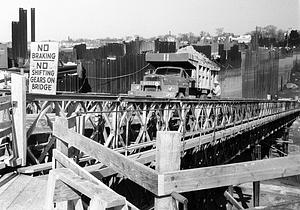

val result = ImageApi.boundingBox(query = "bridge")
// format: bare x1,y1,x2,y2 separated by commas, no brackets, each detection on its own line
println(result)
1,74,300,209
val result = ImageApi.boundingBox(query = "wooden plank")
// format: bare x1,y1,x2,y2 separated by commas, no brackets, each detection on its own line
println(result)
0,175,33,209
0,172,18,194
53,179,81,202
159,154,300,195
55,168,126,208
155,131,181,210
17,162,52,174
11,74,27,166
53,117,159,195
17,148,156,176
53,149,114,193
7,176,48,210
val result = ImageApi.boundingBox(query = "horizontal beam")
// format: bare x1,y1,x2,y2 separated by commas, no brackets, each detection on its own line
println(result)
17,162,52,174
159,154,300,195
53,117,159,195
27,91,297,103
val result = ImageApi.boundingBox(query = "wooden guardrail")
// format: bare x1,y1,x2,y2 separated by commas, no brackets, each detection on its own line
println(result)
45,117,139,210
47,114,300,210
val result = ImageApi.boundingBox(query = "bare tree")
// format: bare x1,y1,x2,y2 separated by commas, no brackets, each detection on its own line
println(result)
215,27,224,36
263,25,277,38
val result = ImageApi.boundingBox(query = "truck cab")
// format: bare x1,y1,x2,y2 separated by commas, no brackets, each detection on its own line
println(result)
129,66,191,98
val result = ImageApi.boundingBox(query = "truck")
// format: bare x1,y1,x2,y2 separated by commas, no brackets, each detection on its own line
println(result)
128,46,220,98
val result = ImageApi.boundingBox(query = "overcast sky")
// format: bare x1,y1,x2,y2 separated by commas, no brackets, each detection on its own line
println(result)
1,0,299,42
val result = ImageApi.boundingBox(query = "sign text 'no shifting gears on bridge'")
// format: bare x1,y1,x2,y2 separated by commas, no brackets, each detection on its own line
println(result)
29,42,59,95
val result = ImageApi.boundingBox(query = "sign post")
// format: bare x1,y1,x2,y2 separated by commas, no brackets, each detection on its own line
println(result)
29,42,59,95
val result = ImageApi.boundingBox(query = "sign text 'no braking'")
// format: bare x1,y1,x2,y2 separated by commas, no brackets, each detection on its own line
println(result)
29,42,59,95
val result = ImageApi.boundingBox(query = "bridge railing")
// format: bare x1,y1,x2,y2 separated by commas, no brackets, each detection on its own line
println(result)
21,92,299,164
26,94,297,138
2,73,299,165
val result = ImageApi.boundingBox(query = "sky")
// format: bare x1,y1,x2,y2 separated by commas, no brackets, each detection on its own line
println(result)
0,0,299,42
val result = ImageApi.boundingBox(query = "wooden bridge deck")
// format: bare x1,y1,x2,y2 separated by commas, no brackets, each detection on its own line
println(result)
0,174,47,210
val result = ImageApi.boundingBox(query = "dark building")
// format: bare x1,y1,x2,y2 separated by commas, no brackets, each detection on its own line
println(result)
31,8,35,42
11,8,28,64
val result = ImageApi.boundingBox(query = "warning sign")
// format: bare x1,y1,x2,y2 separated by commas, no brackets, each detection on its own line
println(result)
29,42,59,95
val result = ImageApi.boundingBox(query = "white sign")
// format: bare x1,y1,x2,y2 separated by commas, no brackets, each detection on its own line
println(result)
29,42,59,95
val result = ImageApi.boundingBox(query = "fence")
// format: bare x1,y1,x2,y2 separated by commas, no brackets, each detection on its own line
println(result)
84,54,148,94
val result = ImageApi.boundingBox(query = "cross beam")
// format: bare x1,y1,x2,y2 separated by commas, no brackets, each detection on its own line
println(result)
157,154,300,195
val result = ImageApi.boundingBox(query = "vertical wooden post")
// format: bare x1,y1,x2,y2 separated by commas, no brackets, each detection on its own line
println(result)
54,117,69,167
53,117,74,209
11,73,26,166
155,131,181,210
252,144,261,207
283,127,289,155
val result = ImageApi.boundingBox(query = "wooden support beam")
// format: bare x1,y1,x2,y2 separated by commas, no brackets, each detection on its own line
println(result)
53,149,131,209
17,148,156,176
11,73,26,166
17,162,52,174
155,131,181,210
53,148,122,199
224,191,244,210
159,154,300,195
54,168,126,209
252,144,261,207
283,127,289,155
227,186,234,210
53,117,159,195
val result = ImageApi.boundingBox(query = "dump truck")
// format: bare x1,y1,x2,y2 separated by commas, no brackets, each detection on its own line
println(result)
128,46,220,98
